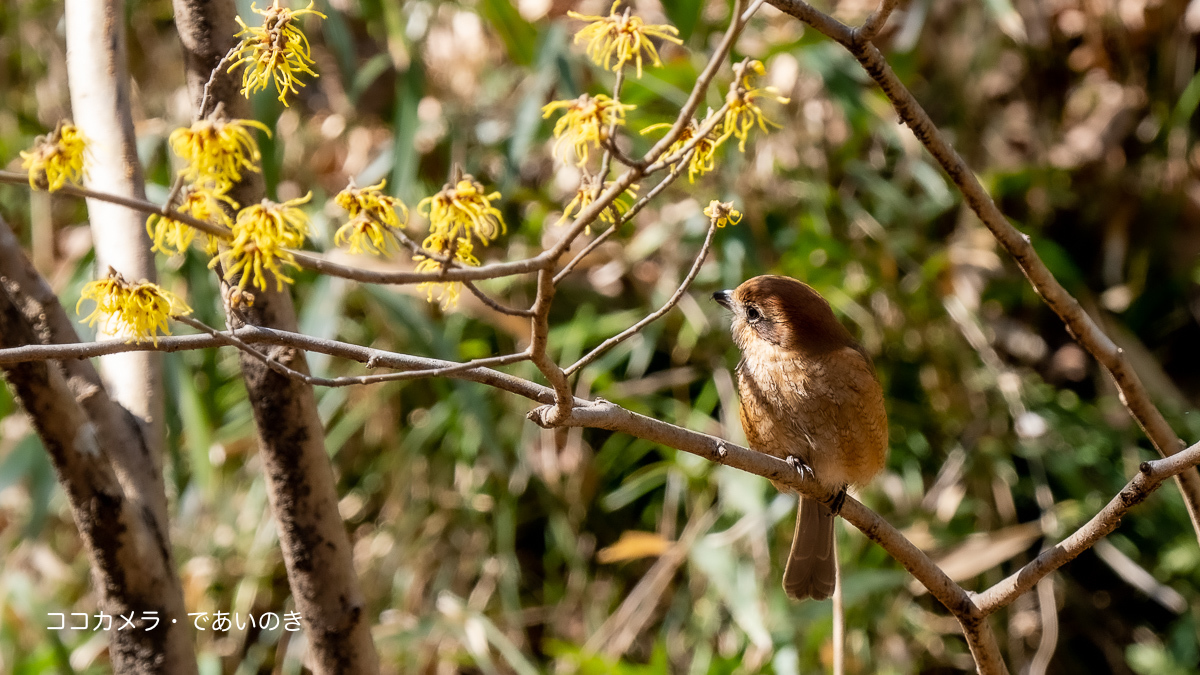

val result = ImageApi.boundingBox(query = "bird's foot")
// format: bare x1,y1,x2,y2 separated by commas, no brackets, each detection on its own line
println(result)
828,487,848,516
785,455,815,481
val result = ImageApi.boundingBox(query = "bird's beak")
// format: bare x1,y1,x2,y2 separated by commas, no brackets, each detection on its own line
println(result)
712,290,733,309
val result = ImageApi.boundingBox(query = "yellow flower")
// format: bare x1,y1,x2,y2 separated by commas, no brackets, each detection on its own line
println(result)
216,193,312,291
333,180,408,256
417,176,506,256
703,199,742,228
229,0,327,106
721,60,790,152
641,117,724,182
557,179,638,233
146,185,236,256
413,176,503,309
413,236,479,310
169,118,270,192
19,122,88,191
77,271,192,345
542,94,635,166
569,1,682,78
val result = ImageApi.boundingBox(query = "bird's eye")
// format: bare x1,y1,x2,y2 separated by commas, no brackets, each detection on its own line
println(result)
745,306,762,322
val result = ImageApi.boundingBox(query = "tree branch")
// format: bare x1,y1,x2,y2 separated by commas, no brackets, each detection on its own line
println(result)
170,1,379,670
554,147,698,284
974,440,1200,614
527,399,1009,673
0,282,194,673
528,269,574,423
174,314,531,387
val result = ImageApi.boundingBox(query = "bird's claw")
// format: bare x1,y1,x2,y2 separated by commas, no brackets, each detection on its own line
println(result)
785,455,814,481
828,487,847,516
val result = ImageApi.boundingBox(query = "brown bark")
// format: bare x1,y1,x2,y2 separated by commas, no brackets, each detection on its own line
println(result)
169,1,379,670
0,251,194,674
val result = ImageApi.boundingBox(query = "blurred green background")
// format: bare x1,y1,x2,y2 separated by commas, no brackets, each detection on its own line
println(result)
2,0,1200,673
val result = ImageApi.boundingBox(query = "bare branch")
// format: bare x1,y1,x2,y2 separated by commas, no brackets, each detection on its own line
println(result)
0,327,557,403
174,314,531,387
0,282,194,673
975,440,1200,614
565,216,719,375
544,0,751,265
528,269,574,423
462,280,535,317
197,46,238,120
643,104,731,175
0,170,554,286
0,171,230,238
643,0,749,162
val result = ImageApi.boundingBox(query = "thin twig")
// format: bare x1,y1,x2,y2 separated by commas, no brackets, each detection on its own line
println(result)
0,171,229,238
0,171,554,286
554,68,626,257
174,314,530,387
643,103,731,175
974,440,1200,614
463,280,535,317
642,0,749,163
565,216,719,376
544,0,751,267
164,174,187,211
197,47,238,121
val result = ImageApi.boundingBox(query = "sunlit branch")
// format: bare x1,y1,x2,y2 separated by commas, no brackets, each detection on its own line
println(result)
197,47,238,120
974,440,1200,614
642,0,750,162
0,325,552,401
528,268,573,423
545,0,751,266
174,314,531,386
0,170,229,238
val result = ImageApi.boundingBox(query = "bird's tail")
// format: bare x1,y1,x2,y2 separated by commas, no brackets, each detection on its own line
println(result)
783,497,836,601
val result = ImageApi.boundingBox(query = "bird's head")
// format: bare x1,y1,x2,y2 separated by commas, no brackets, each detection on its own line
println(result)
713,275,853,357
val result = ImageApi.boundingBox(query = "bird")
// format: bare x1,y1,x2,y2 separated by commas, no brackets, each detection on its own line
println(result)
713,275,888,601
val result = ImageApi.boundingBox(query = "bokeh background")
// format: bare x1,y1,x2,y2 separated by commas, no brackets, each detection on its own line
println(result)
2,0,1200,673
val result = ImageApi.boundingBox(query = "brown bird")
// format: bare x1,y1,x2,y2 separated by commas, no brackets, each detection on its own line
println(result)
713,275,888,601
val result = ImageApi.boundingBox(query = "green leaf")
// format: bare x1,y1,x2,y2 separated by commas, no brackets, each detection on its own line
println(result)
602,462,669,511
